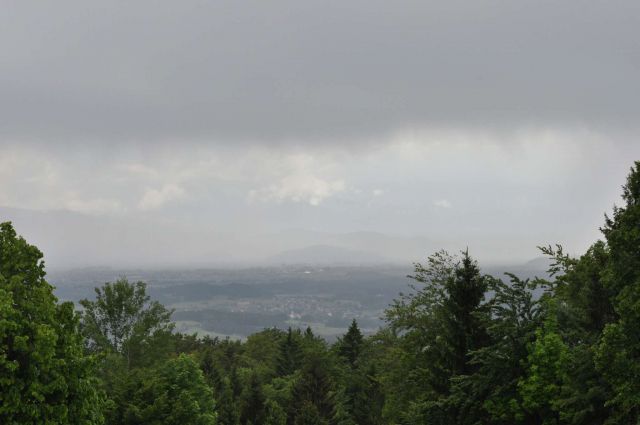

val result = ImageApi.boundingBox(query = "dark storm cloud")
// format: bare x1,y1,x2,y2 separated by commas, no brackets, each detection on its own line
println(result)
1,0,639,145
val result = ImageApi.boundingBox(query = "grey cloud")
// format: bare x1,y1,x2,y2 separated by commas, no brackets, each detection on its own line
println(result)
1,0,639,145
2,1,640,269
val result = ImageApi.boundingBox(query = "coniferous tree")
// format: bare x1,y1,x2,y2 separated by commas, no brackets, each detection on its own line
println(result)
216,378,240,425
445,251,490,377
200,347,223,394
337,319,363,369
288,354,337,425
294,402,325,425
384,250,490,423
243,327,284,378
277,328,303,377
449,274,541,424
240,372,266,425
230,366,243,399
304,326,315,340
263,399,287,425
384,249,457,415
335,319,382,424
340,365,384,425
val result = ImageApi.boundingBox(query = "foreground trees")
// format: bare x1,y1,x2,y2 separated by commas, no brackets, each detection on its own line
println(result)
0,222,104,424
80,278,174,369
375,162,640,424
3,161,640,424
78,278,215,425
383,250,490,424
596,161,640,422
124,354,217,425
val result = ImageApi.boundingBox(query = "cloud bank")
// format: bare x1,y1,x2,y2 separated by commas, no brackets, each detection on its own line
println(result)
1,0,639,146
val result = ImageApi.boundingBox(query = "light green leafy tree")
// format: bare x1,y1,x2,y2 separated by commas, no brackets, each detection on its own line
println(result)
124,353,217,425
518,300,569,425
80,278,174,369
0,222,105,424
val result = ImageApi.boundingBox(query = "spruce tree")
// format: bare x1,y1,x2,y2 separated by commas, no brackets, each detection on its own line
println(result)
288,354,336,425
263,399,287,425
337,319,364,369
294,402,326,425
277,327,303,377
304,326,314,340
216,378,240,425
200,347,223,394
445,250,490,377
450,274,540,424
240,372,266,425
384,249,490,424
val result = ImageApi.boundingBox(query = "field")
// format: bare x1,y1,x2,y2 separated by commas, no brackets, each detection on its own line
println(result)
50,261,548,340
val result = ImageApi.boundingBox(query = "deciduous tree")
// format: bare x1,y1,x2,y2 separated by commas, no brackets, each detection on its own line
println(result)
0,222,105,424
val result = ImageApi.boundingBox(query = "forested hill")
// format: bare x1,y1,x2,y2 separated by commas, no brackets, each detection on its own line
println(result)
3,162,640,424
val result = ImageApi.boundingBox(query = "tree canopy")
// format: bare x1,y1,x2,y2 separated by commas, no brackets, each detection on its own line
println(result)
0,222,104,424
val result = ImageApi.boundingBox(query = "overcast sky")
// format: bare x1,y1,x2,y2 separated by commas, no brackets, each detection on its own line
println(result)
1,1,639,268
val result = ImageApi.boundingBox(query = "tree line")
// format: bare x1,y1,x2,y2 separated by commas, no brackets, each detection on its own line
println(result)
2,161,640,424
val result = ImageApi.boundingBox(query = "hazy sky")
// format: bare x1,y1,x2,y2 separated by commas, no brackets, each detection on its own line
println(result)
1,1,639,267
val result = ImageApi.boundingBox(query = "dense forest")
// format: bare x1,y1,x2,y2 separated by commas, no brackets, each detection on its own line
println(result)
2,161,640,425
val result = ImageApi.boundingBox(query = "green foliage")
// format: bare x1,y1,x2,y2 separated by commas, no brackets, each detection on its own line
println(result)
288,353,337,425
384,250,490,423
294,401,326,425
216,378,240,425
334,319,383,425
445,251,490,377
596,285,640,421
124,354,217,425
79,278,179,424
340,364,383,425
518,301,569,424
239,371,265,425
0,222,105,424
242,327,285,380
543,241,616,334
596,161,640,422
337,319,363,368
80,278,174,369
452,274,541,424
545,242,613,424
263,399,287,425
277,327,304,377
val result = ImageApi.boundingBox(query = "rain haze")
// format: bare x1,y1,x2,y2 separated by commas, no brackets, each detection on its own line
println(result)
1,0,640,269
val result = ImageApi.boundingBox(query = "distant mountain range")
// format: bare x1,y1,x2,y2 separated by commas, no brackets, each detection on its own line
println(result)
0,206,545,270
268,244,388,265
0,206,437,268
